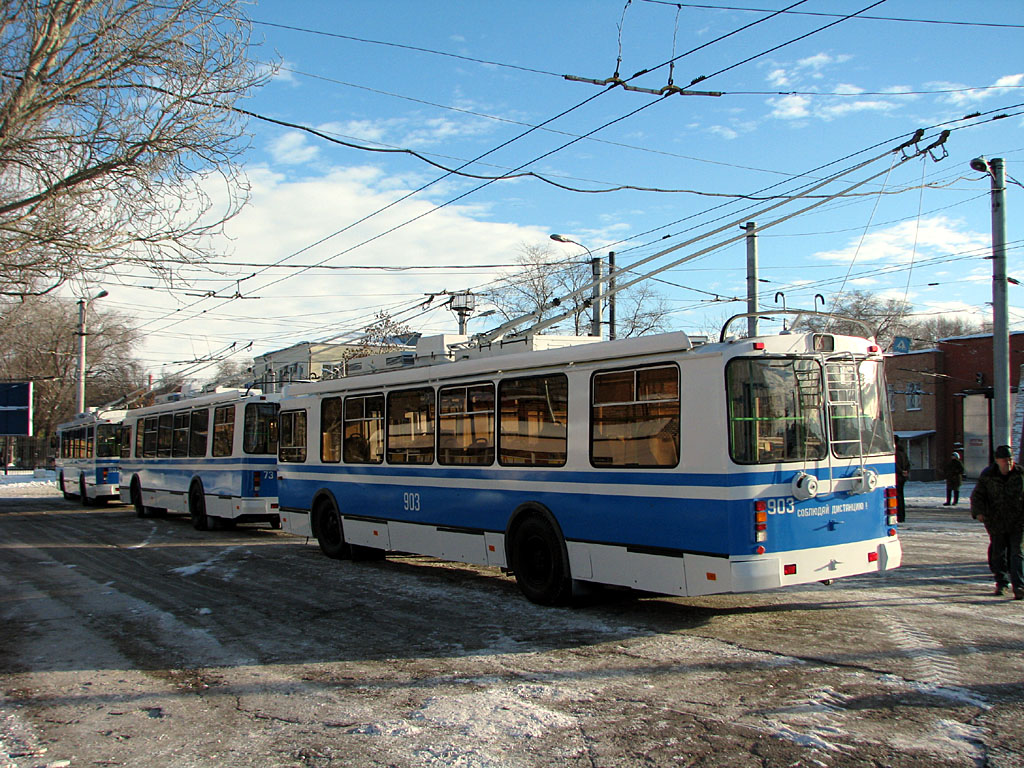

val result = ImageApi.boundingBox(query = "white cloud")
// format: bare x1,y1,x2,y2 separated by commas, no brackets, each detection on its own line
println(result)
811,216,989,265
769,94,811,119
767,68,791,87
932,72,1024,105
818,99,898,120
268,132,320,165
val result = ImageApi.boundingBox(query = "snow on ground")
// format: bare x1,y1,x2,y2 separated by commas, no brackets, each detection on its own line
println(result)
0,471,61,497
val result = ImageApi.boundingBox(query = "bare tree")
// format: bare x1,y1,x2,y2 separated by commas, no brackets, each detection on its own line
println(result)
905,314,986,348
0,296,145,435
794,290,912,350
0,0,274,296
485,244,674,338
342,311,417,361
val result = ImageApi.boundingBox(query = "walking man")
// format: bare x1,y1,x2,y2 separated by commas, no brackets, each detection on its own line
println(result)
969,445,1024,599
944,451,965,506
894,435,910,522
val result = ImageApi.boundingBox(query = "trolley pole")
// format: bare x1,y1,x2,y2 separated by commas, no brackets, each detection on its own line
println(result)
744,222,759,337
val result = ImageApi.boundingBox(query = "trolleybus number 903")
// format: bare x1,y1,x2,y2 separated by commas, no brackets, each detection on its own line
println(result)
764,497,796,514
403,492,421,512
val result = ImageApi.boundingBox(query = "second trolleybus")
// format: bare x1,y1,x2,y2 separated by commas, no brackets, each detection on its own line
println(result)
118,389,281,530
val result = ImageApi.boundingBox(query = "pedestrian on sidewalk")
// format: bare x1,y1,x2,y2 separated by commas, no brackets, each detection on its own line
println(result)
944,451,965,506
969,445,1024,600
895,435,910,522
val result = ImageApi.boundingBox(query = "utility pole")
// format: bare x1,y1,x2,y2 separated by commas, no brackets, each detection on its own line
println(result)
76,290,108,413
971,157,1010,450
743,222,758,337
608,251,617,341
590,257,603,337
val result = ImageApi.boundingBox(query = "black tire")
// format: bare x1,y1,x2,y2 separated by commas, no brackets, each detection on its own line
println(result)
79,476,93,506
314,498,350,559
59,473,73,501
131,478,149,518
268,515,282,530
189,482,209,531
510,514,572,606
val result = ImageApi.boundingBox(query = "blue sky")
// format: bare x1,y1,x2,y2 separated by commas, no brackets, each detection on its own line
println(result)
80,1,1024,379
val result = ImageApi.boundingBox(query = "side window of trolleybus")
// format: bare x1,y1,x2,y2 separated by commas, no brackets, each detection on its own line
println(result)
339,394,385,464
278,410,308,463
499,374,568,467
387,388,435,465
827,360,894,457
172,412,190,458
142,417,158,458
212,405,235,457
438,383,494,466
189,409,209,457
591,365,680,468
727,358,826,464
120,425,132,458
243,402,279,455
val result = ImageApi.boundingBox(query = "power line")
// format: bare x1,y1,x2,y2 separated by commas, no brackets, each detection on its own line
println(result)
638,1,1024,30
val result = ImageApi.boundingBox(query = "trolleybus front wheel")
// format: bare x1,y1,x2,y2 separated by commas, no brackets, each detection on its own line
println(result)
510,514,572,606
130,478,148,517
79,476,93,506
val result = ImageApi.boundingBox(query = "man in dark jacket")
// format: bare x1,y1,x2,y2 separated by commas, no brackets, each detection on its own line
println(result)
970,445,1024,599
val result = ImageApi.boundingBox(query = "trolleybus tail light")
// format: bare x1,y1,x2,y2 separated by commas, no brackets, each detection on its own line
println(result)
867,551,879,563
868,344,880,352
253,471,261,496
784,564,797,576
101,468,108,482
752,342,765,350
884,487,898,525
753,501,768,543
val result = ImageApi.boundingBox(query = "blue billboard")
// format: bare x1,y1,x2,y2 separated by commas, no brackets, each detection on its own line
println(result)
0,382,33,436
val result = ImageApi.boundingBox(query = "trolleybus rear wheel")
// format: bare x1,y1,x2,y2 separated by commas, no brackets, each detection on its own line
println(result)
189,481,210,531
131,478,148,518
314,498,350,559
59,473,73,501
79,476,93,506
511,514,572,606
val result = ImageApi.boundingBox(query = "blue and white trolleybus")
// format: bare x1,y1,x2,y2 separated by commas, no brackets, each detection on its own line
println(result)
274,324,901,604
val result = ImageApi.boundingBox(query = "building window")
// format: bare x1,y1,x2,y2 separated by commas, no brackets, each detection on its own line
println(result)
906,382,923,411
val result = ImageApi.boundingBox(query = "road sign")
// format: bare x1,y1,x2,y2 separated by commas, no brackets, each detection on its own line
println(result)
892,336,911,355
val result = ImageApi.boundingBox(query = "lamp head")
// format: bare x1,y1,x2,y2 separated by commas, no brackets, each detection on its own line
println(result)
970,156,991,174
549,233,574,244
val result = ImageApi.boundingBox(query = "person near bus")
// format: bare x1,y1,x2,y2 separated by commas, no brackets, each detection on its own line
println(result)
944,451,965,506
894,435,910,522
969,445,1024,600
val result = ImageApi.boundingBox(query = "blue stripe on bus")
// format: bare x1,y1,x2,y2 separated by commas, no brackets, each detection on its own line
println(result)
278,469,891,557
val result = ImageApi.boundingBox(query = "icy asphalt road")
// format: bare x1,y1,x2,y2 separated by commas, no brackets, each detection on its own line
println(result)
0,482,1022,768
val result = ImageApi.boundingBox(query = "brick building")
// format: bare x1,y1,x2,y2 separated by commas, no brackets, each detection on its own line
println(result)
885,331,1024,479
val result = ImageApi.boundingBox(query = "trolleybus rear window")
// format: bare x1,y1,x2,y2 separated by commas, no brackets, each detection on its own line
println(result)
96,424,121,458
727,358,826,464
826,360,894,457
243,402,279,455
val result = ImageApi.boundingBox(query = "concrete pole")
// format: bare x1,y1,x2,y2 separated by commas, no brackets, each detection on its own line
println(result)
590,256,603,337
608,251,617,340
76,298,87,414
744,222,758,337
989,158,1011,448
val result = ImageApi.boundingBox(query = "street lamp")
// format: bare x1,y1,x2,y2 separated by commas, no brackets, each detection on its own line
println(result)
971,156,1010,451
77,289,108,413
550,233,606,338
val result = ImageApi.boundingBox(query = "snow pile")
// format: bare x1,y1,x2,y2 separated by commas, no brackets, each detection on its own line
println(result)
0,470,60,498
